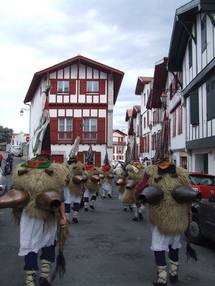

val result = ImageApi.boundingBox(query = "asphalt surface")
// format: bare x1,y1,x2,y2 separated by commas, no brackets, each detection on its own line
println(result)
0,157,215,286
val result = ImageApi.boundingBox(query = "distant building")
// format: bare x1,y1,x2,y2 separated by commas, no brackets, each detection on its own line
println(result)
125,106,141,161
11,132,29,146
112,129,127,162
24,55,124,165
166,70,187,168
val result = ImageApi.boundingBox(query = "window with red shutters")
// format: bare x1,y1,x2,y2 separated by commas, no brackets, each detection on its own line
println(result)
80,79,86,94
100,79,106,94
70,79,76,94
95,152,101,167
57,80,69,93
97,118,106,144
58,118,73,141
50,79,57,94
50,118,58,144
83,118,97,143
87,80,99,93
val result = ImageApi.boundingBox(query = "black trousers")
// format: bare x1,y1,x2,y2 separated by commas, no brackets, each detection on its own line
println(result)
24,244,55,270
154,246,179,266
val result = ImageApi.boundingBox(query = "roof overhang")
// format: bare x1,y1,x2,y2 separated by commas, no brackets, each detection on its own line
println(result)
182,57,215,97
132,105,141,118
24,55,124,104
135,76,153,95
147,58,168,109
168,0,215,72
113,129,127,136
125,109,133,122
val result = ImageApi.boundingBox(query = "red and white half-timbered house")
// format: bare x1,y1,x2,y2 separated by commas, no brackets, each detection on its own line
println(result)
113,129,127,162
24,55,124,165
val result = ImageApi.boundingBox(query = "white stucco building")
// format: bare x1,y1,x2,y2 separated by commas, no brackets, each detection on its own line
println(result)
168,0,215,174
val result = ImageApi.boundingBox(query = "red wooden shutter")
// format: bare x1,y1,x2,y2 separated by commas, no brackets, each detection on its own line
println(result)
95,152,101,167
51,155,64,163
50,79,57,94
73,118,82,141
97,118,106,144
70,79,76,94
100,79,105,94
140,137,144,153
77,152,84,163
80,79,86,94
50,118,58,144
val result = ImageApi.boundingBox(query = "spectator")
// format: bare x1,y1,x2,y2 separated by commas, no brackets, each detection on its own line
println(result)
0,153,3,167
6,153,14,172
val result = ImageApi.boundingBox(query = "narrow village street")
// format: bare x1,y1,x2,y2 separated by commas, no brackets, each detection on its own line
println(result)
0,158,215,286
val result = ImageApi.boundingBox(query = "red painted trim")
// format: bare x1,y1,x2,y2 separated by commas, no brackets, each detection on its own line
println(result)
25,56,123,104
51,155,64,163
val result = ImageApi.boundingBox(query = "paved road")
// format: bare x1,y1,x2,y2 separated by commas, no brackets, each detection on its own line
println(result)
1,195,215,285
0,159,215,285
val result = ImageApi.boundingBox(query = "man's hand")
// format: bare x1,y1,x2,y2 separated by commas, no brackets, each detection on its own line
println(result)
59,216,67,226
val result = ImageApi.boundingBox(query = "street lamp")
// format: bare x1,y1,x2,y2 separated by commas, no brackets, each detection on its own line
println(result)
20,108,29,116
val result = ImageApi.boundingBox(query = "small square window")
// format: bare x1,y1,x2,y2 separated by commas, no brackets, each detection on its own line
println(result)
87,81,99,93
57,81,69,93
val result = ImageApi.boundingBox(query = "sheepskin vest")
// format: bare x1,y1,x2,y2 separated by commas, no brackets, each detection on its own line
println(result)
12,163,64,222
145,165,191,235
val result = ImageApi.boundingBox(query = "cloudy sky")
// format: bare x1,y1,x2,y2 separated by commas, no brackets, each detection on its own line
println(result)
0,0,188,134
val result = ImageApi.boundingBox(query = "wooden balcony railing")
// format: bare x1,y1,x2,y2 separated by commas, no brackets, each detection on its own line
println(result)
82,132,97,142
58,132,73,140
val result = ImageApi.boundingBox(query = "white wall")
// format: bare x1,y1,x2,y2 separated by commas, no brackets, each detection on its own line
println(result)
51,143,110,164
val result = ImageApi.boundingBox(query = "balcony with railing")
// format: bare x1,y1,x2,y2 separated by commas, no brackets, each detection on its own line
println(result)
82,132,97,143
58,132,73,141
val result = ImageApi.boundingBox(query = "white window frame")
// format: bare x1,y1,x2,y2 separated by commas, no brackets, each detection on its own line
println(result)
87,80,99,93
57,80,69,93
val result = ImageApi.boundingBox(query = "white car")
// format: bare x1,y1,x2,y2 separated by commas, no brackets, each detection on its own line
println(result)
9,145,23,157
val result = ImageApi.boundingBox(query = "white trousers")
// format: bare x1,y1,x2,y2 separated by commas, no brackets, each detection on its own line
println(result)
64,186,81,204
19,209,57,256
151,225,182,252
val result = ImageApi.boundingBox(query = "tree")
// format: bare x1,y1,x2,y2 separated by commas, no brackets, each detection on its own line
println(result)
0,125,13,143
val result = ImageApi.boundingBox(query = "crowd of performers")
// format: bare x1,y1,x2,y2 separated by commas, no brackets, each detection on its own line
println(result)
0,139,200,286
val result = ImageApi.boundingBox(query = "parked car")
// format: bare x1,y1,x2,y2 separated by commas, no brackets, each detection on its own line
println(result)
189,172,215,199
9,145,23,157
0,167,8,195
188,195,215,244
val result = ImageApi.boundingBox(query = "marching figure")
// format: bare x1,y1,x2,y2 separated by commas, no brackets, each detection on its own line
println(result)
136,160,200,286
63,137,85,224
0,91,69,286
83,145,100,211
99,150,114,199
0,156,69,286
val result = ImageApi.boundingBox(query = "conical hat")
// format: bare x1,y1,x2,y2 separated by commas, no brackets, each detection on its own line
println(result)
103,149,110,165
67,136,80,164
31,92,51,158
85,145,94,165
